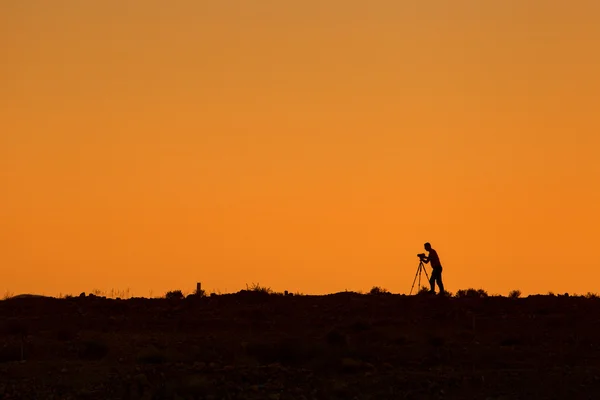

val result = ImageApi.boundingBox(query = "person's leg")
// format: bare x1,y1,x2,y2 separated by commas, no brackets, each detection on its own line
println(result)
437,273,445,294
429,272,436,292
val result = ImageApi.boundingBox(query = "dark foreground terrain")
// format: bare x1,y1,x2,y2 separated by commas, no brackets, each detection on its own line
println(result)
1,292,600,399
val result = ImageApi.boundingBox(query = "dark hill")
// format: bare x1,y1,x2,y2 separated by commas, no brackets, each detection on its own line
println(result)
0,293,598,399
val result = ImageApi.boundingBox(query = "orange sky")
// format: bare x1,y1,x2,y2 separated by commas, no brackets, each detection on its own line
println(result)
2,1,600,297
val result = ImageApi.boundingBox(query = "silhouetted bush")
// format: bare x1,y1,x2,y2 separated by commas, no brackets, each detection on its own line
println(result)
417,286,431,296
456,288,488,298
509,290,521,299
246,283,273,294
165,290,184,300
369,286,391,295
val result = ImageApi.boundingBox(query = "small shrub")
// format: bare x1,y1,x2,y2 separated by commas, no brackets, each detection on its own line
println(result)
165,290,184,300
246,283,273,294
585,292,599,299
108,288,131,299
508,289,521,299
417,286,431,295
369,286,390,295
456,288,488,298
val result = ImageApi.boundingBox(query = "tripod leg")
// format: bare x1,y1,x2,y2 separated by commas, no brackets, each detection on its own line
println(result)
424,265,432,292
410,263,421,295
418,262,430,293
423,264,430,281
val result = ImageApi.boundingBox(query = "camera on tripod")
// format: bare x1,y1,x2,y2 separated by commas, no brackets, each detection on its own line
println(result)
417,253,426,260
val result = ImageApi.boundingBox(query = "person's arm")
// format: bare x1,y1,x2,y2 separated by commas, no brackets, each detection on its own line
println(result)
423,257,430,264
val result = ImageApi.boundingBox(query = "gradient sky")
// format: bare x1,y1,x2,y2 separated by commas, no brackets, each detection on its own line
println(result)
2,1,599,297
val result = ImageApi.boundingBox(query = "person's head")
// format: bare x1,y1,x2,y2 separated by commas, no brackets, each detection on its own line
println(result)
424,242,432,251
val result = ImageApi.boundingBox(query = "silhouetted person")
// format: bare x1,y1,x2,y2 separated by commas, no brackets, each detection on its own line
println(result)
422,242,444,294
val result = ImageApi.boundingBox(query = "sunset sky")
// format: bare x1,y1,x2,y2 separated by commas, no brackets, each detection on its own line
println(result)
2,1,599,297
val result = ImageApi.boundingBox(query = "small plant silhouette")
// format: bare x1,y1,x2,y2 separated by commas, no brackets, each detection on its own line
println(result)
246,283,273,294
417,286,431,295
165,290,184,300
509,290,521,299
369,286,391,295
456,288,488,298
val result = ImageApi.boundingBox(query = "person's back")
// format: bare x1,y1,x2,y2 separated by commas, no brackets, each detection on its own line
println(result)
427,248,442,269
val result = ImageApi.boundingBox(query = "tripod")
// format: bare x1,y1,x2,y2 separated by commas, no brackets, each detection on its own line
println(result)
410,259,430,295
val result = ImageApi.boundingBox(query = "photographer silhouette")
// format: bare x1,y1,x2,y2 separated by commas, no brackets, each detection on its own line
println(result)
421,242,445,294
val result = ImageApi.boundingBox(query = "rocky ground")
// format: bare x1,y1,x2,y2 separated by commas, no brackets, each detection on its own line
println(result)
1,291,600,399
